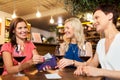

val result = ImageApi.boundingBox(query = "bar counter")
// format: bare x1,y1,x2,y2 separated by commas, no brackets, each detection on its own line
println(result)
0,43,58,56
34,42,58,55
1,67,102,80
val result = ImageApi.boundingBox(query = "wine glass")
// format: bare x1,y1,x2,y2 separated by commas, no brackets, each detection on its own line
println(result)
54,45,64,61
13,45,26,76
0,57,4,75
78,46,90,62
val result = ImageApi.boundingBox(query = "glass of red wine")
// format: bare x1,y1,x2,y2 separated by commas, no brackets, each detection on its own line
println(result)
13,45,26,76
54,46,64,61
0,57,4,75
78,46,90,62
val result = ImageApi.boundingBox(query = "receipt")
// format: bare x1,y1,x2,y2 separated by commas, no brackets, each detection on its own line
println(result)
45,73,62,79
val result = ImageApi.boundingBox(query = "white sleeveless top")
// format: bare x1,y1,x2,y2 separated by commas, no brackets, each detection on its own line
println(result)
96,33,120,70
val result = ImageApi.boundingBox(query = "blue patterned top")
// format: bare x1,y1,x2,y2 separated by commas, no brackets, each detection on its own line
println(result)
64,43,83,62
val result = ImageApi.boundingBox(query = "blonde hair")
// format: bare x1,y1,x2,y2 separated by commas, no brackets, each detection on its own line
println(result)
64,17,85,50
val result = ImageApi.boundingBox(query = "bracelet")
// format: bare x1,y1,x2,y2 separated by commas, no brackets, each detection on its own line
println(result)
73,60,75,66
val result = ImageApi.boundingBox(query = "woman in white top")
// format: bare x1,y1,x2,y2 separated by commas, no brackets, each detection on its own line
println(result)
74,4,120,80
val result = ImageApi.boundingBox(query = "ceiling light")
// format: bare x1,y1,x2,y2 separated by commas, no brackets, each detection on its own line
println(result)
50,16,54,24
0,18,2,22
12,0,17,19
36,10,41,18
57,17,63,27
12,11,17,19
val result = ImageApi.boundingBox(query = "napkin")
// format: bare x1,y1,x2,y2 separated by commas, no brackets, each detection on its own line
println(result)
45,73,62,79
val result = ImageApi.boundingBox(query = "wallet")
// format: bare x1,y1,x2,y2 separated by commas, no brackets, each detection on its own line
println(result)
36,55,57,70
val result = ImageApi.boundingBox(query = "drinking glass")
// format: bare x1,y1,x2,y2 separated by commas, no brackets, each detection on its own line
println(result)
78,48,90,62
13,45,26,76
14,55,26,76
54,45,64,61
0,57,4,75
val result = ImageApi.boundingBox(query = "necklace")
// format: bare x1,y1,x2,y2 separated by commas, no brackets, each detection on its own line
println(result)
71,45,77,53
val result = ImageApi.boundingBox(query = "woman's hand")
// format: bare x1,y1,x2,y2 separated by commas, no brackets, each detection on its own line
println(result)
82,66,101,77
32,54,44,64
74,65,84,76
42,65,51,71
74,62,86,76
57,58,74,69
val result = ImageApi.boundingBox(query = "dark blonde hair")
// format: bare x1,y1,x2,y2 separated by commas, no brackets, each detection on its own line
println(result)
64,17,85,50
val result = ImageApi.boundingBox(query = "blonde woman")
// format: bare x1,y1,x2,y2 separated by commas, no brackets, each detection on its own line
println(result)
58,17,93,69
59,34,70,55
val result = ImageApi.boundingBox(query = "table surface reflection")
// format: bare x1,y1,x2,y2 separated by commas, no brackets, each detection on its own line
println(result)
1,67,102,80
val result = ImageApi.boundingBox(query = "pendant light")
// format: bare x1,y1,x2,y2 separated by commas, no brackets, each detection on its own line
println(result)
50,16,54,24
11,0,17,18
35,0,42,18
36,10,41,18
0,18,2,22
12,11,17,18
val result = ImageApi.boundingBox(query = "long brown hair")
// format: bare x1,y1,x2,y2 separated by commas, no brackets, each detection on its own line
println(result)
9,17,27,46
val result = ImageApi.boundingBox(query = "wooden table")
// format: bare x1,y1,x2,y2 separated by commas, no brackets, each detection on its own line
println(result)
1,68,102,80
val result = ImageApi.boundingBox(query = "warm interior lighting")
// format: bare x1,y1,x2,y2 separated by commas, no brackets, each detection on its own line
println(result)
12,1,17,19
57,17,63,27
58,23,63,27
12,11,17,19
0,18,2,22
36,10,41,18
50,16,54,24
86,13,93,22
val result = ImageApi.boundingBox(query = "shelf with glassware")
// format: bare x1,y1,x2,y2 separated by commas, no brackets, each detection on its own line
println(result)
5,18,11,42
4,18,31,43
83,23,101,54
56,26,65,43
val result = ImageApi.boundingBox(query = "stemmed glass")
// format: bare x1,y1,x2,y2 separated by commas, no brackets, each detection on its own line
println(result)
78,46,90,62
54,46,64,61
0,56,4,76
13,45,26,76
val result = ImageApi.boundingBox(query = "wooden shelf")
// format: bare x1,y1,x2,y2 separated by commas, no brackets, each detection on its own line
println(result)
56,26,64,43
84,27,100,54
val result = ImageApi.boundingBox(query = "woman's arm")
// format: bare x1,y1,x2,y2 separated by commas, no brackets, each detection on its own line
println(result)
85,41,99,67
58,58,74,69
83,65,120,79
86,53,99,67
59,43,66,55
20,49,44,70
2,49,44,74
2,51,22,74
74,52,99,75
85,42,93,57
32,49,44,64
101,69,120,79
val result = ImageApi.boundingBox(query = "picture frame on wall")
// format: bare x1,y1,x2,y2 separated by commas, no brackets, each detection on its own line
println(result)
31,32,42,43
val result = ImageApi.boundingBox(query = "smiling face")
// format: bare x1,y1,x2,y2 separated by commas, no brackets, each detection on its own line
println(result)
93,10,110,32
64,22,74,39
14,21,28,40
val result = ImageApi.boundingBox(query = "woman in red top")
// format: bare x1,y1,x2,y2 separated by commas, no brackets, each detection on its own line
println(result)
1,18,44,75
